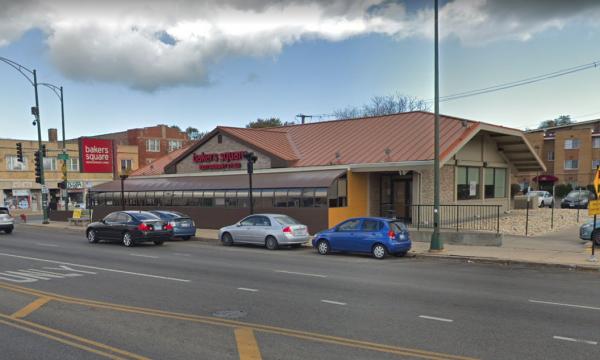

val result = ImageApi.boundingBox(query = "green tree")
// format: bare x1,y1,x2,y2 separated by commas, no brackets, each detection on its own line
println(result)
537,115,572,129
246,118,283,128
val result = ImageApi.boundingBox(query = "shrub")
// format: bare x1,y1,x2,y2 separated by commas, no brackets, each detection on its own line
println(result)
554,183,573,198
510,184,521,198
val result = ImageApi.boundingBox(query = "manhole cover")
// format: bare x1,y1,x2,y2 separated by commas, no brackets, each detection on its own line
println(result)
212,310,247,319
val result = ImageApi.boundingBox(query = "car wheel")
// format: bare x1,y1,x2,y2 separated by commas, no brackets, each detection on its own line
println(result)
372,243,387,259
593,230,600,247
122,232,134,247
5,228,13,234
87,229,98,243
394,251,407,257
182,236,191,241
265,236,279,250
154,240,164,246
317,239,330,255
221,232,234,246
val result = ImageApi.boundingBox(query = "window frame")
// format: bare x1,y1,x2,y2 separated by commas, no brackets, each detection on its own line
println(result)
547,151,554,161
6,155,27,171
484,168,507,199
43,157,57,171
67,157,80,172
146,139,160,152
457,166,481,200
564,159,579,170
564,139,580,149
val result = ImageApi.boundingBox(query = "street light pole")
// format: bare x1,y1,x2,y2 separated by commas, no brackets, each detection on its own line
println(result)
430,0,443,251
244,152,258,215
120,174,128,211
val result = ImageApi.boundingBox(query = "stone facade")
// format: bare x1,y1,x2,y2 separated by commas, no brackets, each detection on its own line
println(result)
176,133,272,174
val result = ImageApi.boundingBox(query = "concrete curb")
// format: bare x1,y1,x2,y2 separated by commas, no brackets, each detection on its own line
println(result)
18,223,85,233
414,253,600,272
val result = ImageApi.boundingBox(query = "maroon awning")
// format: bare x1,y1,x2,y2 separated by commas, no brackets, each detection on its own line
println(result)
532,175,558,182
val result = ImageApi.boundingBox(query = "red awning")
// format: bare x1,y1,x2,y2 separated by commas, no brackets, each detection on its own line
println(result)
532,175,558,182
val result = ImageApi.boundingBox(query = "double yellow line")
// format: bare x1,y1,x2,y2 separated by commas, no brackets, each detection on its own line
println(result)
0,281,477,360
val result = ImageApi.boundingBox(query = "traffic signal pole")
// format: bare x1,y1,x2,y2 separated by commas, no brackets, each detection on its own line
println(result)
430,0,443,251
33,70,49,224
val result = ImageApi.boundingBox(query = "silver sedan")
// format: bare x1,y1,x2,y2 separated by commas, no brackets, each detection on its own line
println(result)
219,214,310,250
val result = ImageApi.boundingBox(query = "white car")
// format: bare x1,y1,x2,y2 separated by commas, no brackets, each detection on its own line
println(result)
528,191,554,208
0,207,14,234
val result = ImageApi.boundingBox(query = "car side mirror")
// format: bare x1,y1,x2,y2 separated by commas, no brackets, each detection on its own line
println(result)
236,223,242,227
101,219,106,224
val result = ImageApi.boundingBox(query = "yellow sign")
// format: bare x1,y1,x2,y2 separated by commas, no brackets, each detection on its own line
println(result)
589,200,600,216
594,167,600,197
72,209,82,219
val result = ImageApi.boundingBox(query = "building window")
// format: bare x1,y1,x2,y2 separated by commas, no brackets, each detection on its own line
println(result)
564,139,580,149
168,140,182,152
547,151,554,161
593,138,600,148
484,168,506,198
457,166,480,200
121,159,133,172
67,158,79,172
6,155,27,171
593,160,600,169
218,135,223,144
43,157,57,171
564,159,578,170
146,139,160,152
328,176,348,207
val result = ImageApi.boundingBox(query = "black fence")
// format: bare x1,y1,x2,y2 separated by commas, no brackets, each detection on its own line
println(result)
401,204,501,233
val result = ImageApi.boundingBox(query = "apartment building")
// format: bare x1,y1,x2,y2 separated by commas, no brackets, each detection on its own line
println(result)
521,119,600,191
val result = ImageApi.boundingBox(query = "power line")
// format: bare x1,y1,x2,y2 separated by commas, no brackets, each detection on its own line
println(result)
427,60,599,103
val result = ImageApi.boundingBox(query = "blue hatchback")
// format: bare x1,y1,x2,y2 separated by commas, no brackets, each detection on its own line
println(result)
312,217,411,259
150,211,196,240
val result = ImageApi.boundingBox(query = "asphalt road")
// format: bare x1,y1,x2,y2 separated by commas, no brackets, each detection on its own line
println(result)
0,225,599,360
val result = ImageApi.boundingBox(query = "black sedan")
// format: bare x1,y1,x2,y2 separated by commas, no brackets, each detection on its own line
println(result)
86,211,173,247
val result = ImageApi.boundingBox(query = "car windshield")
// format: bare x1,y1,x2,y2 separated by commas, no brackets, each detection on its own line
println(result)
132,212,160,221
274,216,301,226
566,191,589,200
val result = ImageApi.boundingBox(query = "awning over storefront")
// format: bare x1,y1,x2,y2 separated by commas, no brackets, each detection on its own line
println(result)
91,169,346,192
533,175,558,182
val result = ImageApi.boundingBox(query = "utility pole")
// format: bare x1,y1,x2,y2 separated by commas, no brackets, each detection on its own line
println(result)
33,70,50,224
244,152,258,215
430,0,443,251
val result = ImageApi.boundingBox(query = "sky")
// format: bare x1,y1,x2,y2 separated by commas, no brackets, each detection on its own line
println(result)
1,0,600,141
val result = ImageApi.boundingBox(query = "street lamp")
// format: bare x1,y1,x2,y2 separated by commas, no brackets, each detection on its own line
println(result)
430,0,443,251
120,174,129,211
0,56,49,224
244,152,258,214
39,82,68,211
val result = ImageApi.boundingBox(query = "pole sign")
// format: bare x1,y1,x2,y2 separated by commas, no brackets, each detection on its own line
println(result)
588,200,600,216
79,138,114,173
594,166,600,197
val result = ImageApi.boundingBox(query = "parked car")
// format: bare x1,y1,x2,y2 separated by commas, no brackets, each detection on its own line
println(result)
0,207,14,234
579,220,600,246
150,210,196,240
312,217,411,259
86,211,173,247
527,191,554,208
560,190,596,209
219,214,310,250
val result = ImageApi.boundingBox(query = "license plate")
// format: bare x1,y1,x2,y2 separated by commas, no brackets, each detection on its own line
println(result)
181,223,190,228
570,204,575,207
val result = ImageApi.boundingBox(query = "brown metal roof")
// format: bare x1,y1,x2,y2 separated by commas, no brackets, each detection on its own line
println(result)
91,169,345,192
129,146,191,176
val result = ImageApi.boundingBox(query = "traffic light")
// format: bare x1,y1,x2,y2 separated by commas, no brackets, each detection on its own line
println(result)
34,151,42,184
41,144,47,157
244,152,258,174
16,142,23,163
58,181,67,190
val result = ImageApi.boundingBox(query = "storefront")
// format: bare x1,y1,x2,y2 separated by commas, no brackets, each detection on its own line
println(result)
90,112,545,233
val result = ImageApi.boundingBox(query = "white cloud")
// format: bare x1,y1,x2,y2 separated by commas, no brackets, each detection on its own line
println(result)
0,0,599,90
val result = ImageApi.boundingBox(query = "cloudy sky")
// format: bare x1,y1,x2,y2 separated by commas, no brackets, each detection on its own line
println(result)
1,0,600,139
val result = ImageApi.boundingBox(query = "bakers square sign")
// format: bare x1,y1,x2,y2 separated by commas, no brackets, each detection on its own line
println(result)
193,151,247,170
79,138,114,173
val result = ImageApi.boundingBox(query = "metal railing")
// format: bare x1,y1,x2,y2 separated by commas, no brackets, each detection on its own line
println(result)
396,204,501,233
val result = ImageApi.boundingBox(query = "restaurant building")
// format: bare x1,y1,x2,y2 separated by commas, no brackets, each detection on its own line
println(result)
90,112,544,233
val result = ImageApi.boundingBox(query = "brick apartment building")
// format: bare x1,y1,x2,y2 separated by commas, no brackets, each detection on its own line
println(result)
520,119,600,191
93,125,190,170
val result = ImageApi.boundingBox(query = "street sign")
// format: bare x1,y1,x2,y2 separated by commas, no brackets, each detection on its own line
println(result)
589,200,600,216
594,166,600,196
58,153,70,161
41,185,49,194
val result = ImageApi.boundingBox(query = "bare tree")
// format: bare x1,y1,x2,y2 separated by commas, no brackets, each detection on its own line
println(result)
333,93,430,120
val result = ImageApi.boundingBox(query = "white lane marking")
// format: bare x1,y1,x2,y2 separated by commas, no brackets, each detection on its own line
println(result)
553,336,598,345
172,253,191,257
0,252,190,282
275,270,327,278
321,300,346,306
35,243,59,247
237,287,259,292
529,299,600,311
129,253,159,259
419,315,454,323
44,266,97,274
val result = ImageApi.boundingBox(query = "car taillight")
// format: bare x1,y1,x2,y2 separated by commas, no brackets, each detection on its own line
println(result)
138,223,151,231
283,226,292,234
388,230,396,240
169,221,176,227
164,224,174,231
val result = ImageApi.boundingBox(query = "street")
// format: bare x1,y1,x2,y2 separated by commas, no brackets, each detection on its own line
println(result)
0,226,599,360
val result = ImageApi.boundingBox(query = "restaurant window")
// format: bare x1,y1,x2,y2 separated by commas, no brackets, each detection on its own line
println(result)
564,139,580,149
237,190,249,208
274,189,288,208
200,191,215,208
43,157,57,171
225,190,238,208
171,191,186,206
146,139,160,152
593,138,600,148
547,151,554,161
457,166,480,200
213,191,225,207
287,189,302,207
315,188,328,208
302,188,315,207
6,155,27,171
484,168,506,198
564,159,578,170
255,190,273,208
67,157,80,172
328,176,348,208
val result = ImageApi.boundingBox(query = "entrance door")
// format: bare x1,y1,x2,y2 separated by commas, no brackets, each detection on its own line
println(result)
380,174,412,221
393,180,411,221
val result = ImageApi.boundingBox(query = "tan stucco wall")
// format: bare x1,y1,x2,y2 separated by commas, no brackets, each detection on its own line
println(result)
176,134,272,174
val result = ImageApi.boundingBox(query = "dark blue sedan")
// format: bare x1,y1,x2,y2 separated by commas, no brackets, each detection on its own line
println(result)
312,217,411,259
150,211,196,240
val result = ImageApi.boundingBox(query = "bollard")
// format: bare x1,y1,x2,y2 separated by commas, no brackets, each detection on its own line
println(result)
19,213,27,223
525,199,530,237
589,215,598,263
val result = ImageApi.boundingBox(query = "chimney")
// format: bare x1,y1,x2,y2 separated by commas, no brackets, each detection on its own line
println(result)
48,128,58,143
